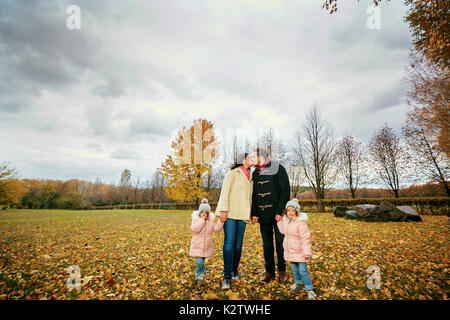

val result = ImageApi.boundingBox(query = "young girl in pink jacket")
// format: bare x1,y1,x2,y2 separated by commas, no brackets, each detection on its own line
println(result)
189,199,224,285
276,198,317,300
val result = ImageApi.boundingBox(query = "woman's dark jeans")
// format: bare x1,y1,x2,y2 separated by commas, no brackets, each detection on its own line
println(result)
223,218,246,280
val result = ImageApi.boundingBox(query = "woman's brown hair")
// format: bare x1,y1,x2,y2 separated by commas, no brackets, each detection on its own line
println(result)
230,152,250,170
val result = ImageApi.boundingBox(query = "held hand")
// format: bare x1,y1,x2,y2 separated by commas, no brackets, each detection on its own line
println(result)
275,214,282,222
251,216,259,224
304,255,311,262
220,211,228,223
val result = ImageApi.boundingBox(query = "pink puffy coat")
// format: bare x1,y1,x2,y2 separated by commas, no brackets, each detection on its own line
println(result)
189,211,224,258
277,213,312,262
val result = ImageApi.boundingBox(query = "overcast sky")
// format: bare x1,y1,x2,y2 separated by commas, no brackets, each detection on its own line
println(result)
0,0,413,184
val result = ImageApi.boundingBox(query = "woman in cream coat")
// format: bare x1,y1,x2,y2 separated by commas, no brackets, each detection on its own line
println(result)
216,152,256,289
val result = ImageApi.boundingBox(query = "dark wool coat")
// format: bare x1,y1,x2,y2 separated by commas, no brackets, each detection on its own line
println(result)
251,159,291,224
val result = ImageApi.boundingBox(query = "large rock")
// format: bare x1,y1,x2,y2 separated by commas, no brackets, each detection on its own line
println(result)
333,206,349,218
370,201,406,222
354,204,377,219
345,210,359,220
397,206,422,222
334,202,423,223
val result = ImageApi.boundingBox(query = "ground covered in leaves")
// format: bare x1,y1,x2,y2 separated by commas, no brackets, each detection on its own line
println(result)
0,209,448,300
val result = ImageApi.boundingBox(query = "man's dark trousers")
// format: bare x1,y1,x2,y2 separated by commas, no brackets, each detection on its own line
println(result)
260,223,286,275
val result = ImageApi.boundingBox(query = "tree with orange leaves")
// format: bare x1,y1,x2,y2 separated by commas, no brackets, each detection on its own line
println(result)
403,51,449,196
0,163,25,209
160,119,219,205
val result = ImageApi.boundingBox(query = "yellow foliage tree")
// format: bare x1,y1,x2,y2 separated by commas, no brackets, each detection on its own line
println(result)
0,164,25,209
160,119,219,205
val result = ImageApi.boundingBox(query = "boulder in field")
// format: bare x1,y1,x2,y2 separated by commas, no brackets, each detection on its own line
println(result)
397,206,422,222
333,206,349,218
354,204,376,219
345,210,359,220
370,201,406,222
334,202,423,223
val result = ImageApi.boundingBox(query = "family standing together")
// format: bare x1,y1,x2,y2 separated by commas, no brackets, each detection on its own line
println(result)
189,147,317,300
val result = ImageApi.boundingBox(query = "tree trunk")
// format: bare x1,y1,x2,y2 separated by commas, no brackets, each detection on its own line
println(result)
317,198,324,212
443,180,450,197
394,189,399,198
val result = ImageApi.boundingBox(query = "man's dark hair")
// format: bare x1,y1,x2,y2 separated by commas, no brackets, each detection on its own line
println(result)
254,146,269,159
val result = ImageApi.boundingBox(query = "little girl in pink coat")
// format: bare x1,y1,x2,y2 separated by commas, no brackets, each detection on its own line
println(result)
189,199,224,285
276,198,317,300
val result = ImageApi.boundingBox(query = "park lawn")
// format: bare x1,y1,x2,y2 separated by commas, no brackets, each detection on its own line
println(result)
0,209,448,300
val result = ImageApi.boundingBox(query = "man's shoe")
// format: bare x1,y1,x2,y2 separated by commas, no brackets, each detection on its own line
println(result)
221,279,231,290
278,271,288,283
259,272,273,283
232,272,241,280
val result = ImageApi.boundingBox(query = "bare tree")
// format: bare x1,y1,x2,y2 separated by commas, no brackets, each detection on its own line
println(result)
150,169,166,209
141,179,151,209
132,176,141,209
106,182,120,209
119,168,131,206
294,106,338,212
286,155,303,198
368,124,411,198
335,135,369,198
258,128,289,164
230,135,242,164
159,174,166,209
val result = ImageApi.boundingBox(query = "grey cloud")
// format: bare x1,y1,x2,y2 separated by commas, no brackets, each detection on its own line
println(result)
86,142,103,152
364,81,407,113
127,110,181,140
378,27,411,51
0,0,99,112
0,0,203,114
0,0,415,183
17,158,106,181
109,148,142,160
85,104,111,136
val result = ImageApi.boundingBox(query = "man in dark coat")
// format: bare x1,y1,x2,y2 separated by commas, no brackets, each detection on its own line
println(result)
251,146,291,283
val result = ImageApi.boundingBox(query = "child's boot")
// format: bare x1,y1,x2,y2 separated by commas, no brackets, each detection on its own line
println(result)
197,274,205,285
307,290,317,300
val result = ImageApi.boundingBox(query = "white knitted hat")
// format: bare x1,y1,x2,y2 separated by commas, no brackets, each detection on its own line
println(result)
198,198,211,213
285,198,301,214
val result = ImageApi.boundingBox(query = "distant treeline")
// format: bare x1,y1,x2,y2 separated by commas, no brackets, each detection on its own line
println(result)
1,176,448,214
91,197,449,216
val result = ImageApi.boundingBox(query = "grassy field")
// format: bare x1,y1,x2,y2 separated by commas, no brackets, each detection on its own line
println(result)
0,209,448,300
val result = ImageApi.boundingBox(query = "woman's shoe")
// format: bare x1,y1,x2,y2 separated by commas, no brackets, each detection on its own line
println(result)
290,283,301,294
221,279,231,290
